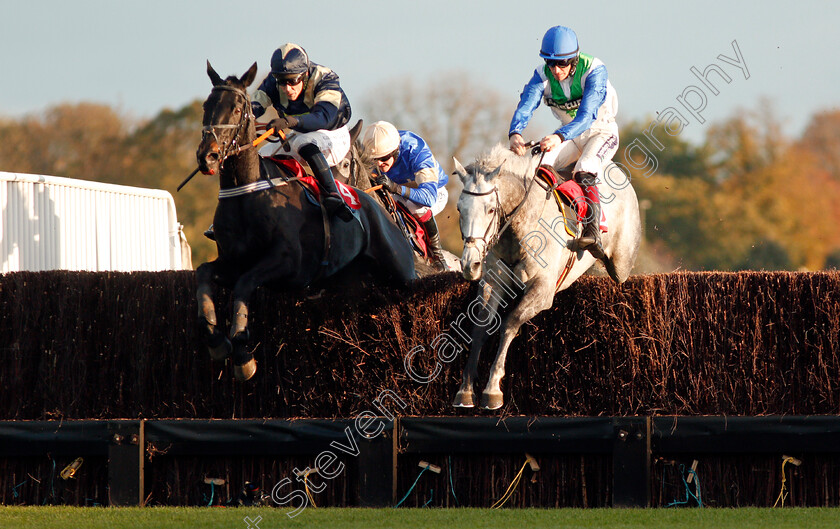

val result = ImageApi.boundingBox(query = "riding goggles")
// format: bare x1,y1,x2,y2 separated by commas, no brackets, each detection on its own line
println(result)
375,150,399,163
273,72,305,86
546,58,575,68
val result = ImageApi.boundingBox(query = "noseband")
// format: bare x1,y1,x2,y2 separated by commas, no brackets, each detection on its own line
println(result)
461,186,505,251
201,85,252,167
461,168,541,257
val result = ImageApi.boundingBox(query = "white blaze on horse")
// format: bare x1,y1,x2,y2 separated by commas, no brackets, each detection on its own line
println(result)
452,144,641,409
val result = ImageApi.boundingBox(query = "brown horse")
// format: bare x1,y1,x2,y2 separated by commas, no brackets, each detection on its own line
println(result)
194,62,416,380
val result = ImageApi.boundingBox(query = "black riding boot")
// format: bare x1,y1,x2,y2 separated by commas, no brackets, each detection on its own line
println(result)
421,215,449,272
299,143,353,222
574,172,605,259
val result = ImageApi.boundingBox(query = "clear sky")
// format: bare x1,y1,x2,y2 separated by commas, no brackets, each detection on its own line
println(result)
2,0,838,145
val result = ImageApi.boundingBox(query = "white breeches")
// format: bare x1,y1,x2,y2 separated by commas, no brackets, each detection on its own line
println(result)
394,186,449,218
259,125,350,167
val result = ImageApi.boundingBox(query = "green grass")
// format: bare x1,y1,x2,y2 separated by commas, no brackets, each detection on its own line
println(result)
1,506,838,529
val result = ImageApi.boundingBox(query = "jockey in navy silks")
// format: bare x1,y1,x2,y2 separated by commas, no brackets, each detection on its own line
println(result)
508,25,619,258
253,43,354,222
362,121,450,271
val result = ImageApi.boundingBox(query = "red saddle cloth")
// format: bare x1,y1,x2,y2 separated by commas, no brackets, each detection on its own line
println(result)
269,157,362,210
535,166,607,232
393,200,429,258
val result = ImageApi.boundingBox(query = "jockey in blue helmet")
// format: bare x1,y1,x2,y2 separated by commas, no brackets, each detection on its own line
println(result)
509,25,619,258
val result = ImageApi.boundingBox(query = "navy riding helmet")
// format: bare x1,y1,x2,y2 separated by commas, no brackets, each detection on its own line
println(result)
270,43,310,81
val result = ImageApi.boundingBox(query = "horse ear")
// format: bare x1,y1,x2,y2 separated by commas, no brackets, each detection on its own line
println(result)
207,60,224,86
453,158,468,183
241,62,258,87
486,161,505,181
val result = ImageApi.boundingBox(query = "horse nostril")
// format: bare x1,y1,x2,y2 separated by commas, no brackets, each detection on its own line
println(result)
470,262,481,274
205,152,220,163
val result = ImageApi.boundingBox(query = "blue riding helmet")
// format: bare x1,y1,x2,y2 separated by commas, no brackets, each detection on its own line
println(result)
539,26,579,60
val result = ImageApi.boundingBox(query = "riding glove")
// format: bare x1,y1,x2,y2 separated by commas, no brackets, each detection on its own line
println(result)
381,179,403,196
268,115,299,134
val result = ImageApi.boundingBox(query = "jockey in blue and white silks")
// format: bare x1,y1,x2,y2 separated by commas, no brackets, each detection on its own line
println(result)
253,43,353,221
362,121,450,271
509,25,619,258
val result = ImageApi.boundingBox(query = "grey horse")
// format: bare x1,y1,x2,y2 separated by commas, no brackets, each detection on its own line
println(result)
452,144,641,409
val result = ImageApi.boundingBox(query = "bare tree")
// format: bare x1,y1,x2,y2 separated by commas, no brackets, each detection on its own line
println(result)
362,70,512,171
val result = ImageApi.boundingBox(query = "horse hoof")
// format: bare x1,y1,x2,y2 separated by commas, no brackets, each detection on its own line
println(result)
481,391,504,410
452,390,475,408
234,358,257,381
208,338,232,361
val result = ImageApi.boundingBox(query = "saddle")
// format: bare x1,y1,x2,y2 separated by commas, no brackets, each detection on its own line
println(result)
265,156,362,212
535,165,607,232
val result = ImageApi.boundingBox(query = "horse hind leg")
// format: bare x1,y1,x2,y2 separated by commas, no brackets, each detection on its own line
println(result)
196,263,232,361
602,231,640,284
602,254,624,284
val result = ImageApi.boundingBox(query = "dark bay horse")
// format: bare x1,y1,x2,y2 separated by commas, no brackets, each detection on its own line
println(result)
195,62,416,380
452,144,641,409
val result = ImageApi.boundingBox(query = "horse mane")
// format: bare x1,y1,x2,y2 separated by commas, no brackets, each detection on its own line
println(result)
467,143,541,184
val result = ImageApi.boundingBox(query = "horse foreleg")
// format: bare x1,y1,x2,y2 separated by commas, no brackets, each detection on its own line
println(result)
482,279,555,410
229,299,255,381
196,262,232,361
452,281,506,408
227,257,294,381
453,325,495,408
227,280,258,382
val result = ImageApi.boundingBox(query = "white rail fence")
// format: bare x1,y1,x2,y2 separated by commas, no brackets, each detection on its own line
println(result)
1,172,191,272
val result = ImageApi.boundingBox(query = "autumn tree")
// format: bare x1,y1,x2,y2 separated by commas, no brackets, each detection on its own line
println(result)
703,99,786,182
620,119,712,181
0,103,128,179
118,101,218,265
627,103,840,271
797,109,840,181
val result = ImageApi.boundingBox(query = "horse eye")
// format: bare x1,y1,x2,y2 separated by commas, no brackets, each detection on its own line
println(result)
233,108,241,115
488,208,496,215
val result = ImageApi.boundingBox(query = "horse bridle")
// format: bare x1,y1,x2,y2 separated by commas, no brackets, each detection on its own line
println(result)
460,164,543,258
201,85,253,168
460,186,505,252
